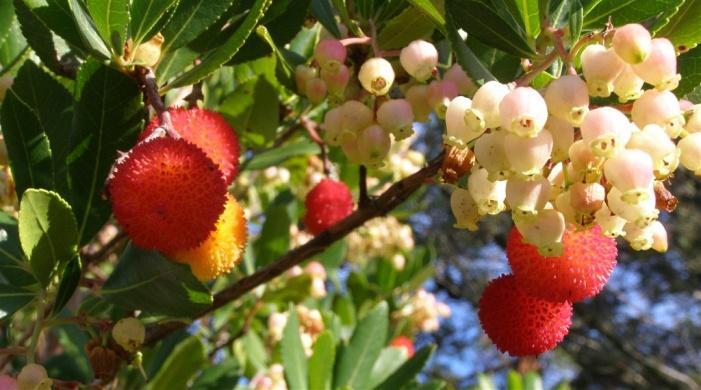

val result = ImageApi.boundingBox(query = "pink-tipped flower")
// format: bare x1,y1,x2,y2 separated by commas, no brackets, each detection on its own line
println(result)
468,167,507,215
450,188,480,231
632,38,680,91
405,85,432,122
356,124,391,167
613,65,644,102
506,176,551,220
650,220,668,253
377,99,415,141
678,132,701,175
295,65,318,94
544,75,589,125
631,89,685,138
607,185,658,227
581,44,625,97
444,63,477,96
400,39,438,82
321,64,350,96
514,208,566,257
612,23,652,64
445,96,476,146
464,81,511,132
580,107,632,157
546,117,575,162
426,79,459,119
555,191,578,225
499,87,549,138
341,137,363,164
474,130,511,181
306,77,327,104
603,148,654,204
627,124,679,179
358,57,395,95
340,100,374,138
323,106,343,146
315,39,347,75
504,130,553,179
570,182,605,215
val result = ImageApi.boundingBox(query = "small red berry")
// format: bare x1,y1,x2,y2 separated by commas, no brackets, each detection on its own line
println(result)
304,179,354,235
478,275,572,356
389,336,415,358
507,225,618,302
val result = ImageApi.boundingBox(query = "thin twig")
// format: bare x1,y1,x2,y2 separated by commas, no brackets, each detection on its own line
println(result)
135,67,179,138
340,36,372,46
300,116,330,176
0,347,26,356
82,231,128,265
358,165,371,208
515,50,559,87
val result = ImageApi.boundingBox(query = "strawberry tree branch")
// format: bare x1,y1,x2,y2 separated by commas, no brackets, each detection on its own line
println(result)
144,151,444,344
134,66,179,138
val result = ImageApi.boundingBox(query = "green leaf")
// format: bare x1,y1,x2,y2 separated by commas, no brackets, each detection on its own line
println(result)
243,140,319,171
0,20,28,71
68,0,111,59
86,0,130,55
13,0,64,75
507,370,524,390
102,243,213,317
367,347,408,388
253,192,292,267
52,256,81,315
240,331,268,372
467,37,521,82
378,4,436,50
334,301,389,389
165,0,272,90
569,0,583,43
407,0,447,34
18,189,78,287
583,0,683,29
0,284,35,320
130,0,179,45
511,0,540,38
319,239,346,269
0,212,35,287
376,345,436,390
147,337,207,390
445,12,496,85
262,274,312,304
21,0,87,54
677,44,701,96
524,372,544,390
68,60,144,244
311,0,341,38
220,75,280,142
476,373,498,390
191,359,240,390
656,0,701,51
0,0,14,48
446,0,535,58
281,306,308,390
308,331,335,390
161,0,234,55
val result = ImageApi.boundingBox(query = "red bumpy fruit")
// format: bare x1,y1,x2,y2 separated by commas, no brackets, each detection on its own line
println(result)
109,137,227,253
304,179,354,235
389,336,416,358
478,275,573,356
141,108,241,184
507,225,618,302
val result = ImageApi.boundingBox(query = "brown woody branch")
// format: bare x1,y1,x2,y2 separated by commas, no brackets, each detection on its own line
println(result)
144,152,444,344
134,66,179,138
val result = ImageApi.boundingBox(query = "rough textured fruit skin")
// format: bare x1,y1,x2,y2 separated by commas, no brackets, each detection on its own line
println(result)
478,275,573,356
171,195,247,281
109,137,227,253
141,108,241,184
304,179,353,235
507,225,618,302
390,335,415,357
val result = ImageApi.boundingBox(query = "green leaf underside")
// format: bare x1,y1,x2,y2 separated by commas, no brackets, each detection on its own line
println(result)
0,212,36,286
281,307,309,390
378,4,436,49
13,0,63,75
513,0,540,38
67,0,111,58
161,0,235,55
130,0,179,45
366,347,408,388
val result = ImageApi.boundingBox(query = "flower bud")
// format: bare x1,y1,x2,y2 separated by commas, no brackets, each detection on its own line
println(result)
632,38,680,91
603,149,654,204
391,254,406,270
555,190,578,224
607,185,658,227
304,261,326,280
546,116,575,162
426,80,459,119
377,99,415,140
626,124,679,179
649,220,668,253
112,317,145,353
356,124,391,167
568,140,603,182
400,39,438,82
305,77,327,104
445,96,476,146
678,132,701,175
544,75,589,125
581,44,625,97
340,100,374,137
499,87,548,137
323,106,343,145
18,364,51,390
405,85,432,121
321,64,350,96
515,208,566,257
623,222,656,251
594,202,627,238
467,167,507,215
570,182,605,214
464,81,510,132
315,39,347,75
450,188,480,231
612,23,652,64
580,107,632,157
504,130,553,179
613,65,644,102
341,137,363,164
474,130,511,181
444,63,476,96
506,176,550,220
631,89,684,138
268,312,288,342
133,33,164,67
684,105,701,133
295,65,318,94
358,57,395,95
310,278,327,298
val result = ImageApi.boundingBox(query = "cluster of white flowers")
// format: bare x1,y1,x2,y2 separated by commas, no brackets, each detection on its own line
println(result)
346,216,414,270
394,289,452,333
267,305,325,357
250,364,287,390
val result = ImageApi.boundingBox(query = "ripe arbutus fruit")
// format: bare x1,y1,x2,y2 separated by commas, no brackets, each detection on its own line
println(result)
171,195,247,281
109,137,227,253
389,336,416,358
304,179,353,235
142,108,241,184
506,224,618,302
478,275,573,356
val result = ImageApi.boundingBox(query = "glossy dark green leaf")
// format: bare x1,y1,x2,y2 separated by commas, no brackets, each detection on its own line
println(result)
656,0,701,51
583,0,683,29
191,359,240,390
86,0,130,54
524,372,544,390
468,37,522,82
0,20,28,70
147,336,207,390
445,12,496,85
130,0,179,45
319,239,346,269
21,0,87,54
408,0,447,33
446,0,536,58
161,0,235,55
510,0,540,38
68,0,110,59
367,347,408,388
243,140,319,171
68,60,144,244
18,189,78,287
507,370,524,390
102,243,213,317
376,345,436,390
51,256,81,315
0,212,35,287
569,0,583,43
0,0,14,48
281,306,308,390
261,274,312,304
253,192,292,267
13,0,64,75
334,301,389,389
378,4,436,50
0,284,35,320
677,45,701,96
311,0,340,38
308,331,335,390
